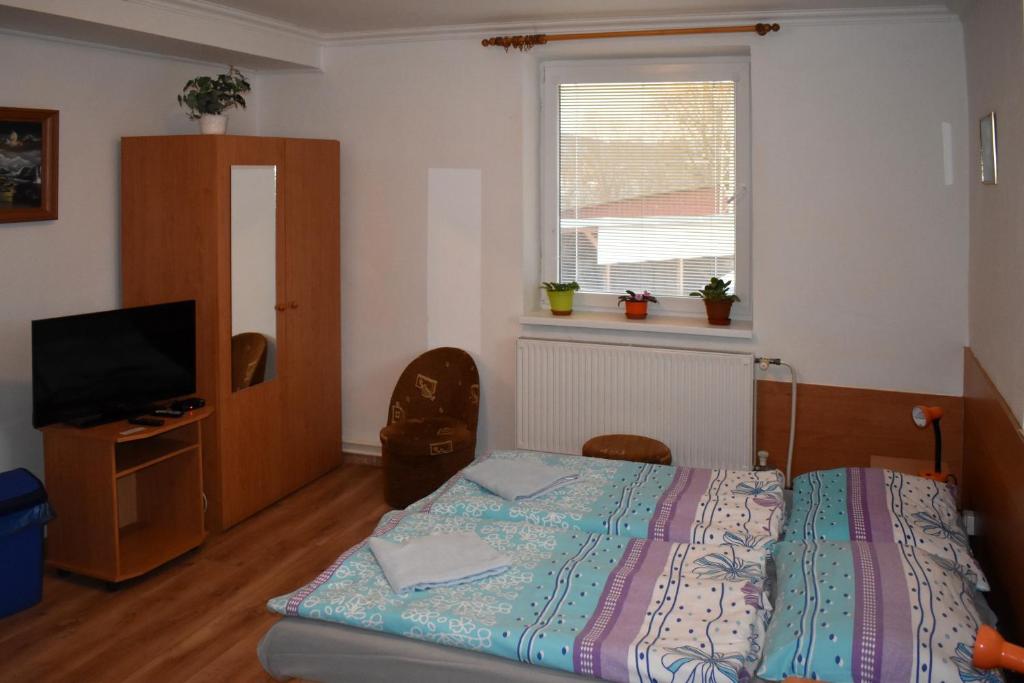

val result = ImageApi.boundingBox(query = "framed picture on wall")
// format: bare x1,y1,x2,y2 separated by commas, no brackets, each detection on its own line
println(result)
980,111,997,185
0,107,58,223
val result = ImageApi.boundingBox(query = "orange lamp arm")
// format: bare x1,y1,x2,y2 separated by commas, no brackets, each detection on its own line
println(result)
974,624,1024,672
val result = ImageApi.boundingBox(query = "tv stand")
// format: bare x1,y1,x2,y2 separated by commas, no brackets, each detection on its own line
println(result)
40,407,212,583
65,403,160,429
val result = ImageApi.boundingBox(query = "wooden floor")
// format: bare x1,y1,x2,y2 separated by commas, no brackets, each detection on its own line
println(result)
0,464,389,683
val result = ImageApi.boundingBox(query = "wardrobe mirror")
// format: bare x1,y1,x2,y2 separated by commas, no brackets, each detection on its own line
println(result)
230,165,278,392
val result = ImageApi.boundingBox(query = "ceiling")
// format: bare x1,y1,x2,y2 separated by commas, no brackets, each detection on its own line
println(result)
195,0,953,35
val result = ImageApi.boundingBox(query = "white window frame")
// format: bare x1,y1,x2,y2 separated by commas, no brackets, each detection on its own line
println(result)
540,58,752,319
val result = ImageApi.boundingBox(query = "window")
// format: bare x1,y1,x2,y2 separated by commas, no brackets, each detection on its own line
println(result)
541,59,750,317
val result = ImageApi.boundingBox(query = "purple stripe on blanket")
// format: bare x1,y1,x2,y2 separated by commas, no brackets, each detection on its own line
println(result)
647,468,711,542
845,468,893,543
574,538,672,680
863,468,895,542
850,541,912,683
846,467,871,541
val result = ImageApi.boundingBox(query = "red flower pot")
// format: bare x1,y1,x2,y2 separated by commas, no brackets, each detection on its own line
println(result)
624,300,648,320
703,299,734,325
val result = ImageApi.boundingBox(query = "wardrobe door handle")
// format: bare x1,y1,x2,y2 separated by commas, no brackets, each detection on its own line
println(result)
274,304,286,311
289,302,299,309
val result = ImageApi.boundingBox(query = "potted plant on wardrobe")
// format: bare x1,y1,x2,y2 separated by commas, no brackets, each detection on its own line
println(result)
540,281,580,316
690,276,740,325
177,66,251,135
617,290,658,320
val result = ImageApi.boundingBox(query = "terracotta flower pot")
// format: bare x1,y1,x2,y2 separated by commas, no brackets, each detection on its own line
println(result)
624,300,648,320
546,290,574,316
703,299,734,325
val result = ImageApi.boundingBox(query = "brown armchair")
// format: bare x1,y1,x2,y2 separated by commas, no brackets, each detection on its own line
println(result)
379,347,480,508
231,333,268,391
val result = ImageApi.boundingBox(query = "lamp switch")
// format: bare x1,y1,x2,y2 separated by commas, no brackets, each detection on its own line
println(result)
962,509,977,536
756,450,769,470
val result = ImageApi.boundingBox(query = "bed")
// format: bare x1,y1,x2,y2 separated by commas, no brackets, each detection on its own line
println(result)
411,450,785,549
259,454,1003,683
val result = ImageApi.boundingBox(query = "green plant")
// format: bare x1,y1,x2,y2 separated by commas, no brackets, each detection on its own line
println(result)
177,67,251,120
617,290,658,305
689,277,740,302
540,281,580,292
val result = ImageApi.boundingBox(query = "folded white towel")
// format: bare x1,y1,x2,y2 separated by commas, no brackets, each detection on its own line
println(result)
462,458,579,501
368,532,511,594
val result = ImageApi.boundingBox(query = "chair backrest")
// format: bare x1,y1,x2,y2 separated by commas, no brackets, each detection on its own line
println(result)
387,347,480,432
231,332,268,391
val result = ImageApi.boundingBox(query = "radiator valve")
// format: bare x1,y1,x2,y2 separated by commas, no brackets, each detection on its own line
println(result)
756,357,782,371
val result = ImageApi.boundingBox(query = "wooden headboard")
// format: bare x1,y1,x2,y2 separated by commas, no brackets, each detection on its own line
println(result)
964,348,1024,642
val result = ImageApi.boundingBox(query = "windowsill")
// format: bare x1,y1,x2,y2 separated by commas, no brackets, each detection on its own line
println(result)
519,310,753,339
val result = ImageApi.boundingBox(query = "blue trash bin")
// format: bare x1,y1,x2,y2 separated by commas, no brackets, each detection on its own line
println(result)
0,468,54,618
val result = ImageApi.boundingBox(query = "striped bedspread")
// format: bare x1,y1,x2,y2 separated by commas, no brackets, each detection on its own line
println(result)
410,450,785,550
268,512,771,683
783,467,988,590
759,540,1000,682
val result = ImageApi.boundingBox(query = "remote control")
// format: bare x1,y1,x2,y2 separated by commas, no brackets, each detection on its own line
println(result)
152,408,184,417
128,417,164,427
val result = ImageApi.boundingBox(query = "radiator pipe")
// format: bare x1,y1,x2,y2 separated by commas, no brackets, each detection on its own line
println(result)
780,362,797,488
757,357,797,487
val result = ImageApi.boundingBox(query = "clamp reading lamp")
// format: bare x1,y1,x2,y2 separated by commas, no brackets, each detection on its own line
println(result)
912,405,946,481
974,624,1024,673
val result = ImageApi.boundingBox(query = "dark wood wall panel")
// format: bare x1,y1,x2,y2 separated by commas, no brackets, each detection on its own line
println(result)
757,380,964,481
963,347,1024,642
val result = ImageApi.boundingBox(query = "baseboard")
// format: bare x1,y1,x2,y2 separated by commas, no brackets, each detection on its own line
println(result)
342,441,381,456
342,441,382,466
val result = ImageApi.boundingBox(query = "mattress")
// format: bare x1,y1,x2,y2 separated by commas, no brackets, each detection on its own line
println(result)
259,586,1000,683
258,617,593,683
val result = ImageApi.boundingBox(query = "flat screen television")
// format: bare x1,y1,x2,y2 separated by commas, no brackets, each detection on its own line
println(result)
32,300,196,428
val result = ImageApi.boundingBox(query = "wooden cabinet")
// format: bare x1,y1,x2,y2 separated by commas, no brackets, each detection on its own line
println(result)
121,136,341,531
43,409,211,582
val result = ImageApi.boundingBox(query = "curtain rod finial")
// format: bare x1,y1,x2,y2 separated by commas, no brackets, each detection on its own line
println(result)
755,23,781,36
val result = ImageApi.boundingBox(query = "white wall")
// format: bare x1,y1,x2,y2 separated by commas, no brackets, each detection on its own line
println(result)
259,16,969,455
0,33,259,476
259,42,525,454
963,1,1024,425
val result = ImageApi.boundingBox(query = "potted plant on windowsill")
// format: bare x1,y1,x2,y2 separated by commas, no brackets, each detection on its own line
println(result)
690,277,740,325
177,66,251,135
541,281,580,316
617,290,658,320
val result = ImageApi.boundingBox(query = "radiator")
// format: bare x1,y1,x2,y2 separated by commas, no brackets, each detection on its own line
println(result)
516,339,754,469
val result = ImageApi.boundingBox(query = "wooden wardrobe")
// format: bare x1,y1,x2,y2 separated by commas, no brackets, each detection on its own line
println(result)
121,135,341,531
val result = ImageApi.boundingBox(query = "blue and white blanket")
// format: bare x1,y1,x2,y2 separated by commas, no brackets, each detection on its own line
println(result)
410,450,786,550
268,511,772,683
783,467,988,590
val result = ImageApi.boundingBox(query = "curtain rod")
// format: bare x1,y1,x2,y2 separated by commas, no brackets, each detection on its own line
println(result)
482,23,780,52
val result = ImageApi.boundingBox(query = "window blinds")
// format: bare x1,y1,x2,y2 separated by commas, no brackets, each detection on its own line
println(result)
557,80,737,298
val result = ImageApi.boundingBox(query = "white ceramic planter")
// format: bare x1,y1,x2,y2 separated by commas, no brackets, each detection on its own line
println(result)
199,114,228,135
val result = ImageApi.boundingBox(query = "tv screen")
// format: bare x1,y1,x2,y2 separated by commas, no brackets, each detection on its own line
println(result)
32,300,196,428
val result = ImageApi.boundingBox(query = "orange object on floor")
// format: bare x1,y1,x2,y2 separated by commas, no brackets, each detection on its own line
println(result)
974,624,1024,672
